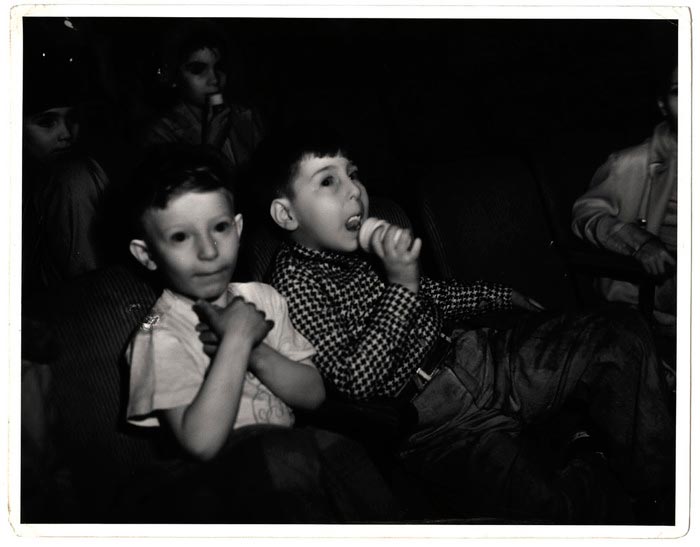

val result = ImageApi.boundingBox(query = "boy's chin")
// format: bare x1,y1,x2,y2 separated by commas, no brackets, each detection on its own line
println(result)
177,283,229,303
323,240,361,254
294,234,361,254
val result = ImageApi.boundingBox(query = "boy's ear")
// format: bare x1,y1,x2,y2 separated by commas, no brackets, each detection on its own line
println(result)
129,239,158,271
270,198,298,232
658,98,668,117
234,213,243,237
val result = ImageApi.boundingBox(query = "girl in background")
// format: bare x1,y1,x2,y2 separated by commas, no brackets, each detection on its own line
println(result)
23,22,111,295
138,20,265,169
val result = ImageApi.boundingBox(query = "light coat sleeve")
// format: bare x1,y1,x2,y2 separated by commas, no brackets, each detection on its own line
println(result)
571,150,653,256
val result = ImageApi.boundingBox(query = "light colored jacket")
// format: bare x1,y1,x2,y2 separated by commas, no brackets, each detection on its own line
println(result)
571,122,677,314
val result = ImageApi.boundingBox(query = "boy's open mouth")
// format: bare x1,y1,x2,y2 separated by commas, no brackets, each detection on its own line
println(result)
345,214,362,231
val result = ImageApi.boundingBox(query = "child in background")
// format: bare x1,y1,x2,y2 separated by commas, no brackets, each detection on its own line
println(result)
256,124,675,524
22,24,111,294
572,62,678,324
124,143,398,522
139,20,264,169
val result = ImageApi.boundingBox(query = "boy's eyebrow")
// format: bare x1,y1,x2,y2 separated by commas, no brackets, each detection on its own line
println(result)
309,160,354,179
309,165,335,178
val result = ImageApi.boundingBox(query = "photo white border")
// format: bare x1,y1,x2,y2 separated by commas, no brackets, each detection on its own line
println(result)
3,1,695,543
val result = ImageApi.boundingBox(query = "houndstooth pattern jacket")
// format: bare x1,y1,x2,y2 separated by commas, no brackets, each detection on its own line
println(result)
271,242,512,400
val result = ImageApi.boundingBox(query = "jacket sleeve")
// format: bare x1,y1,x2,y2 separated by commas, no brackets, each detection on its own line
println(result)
419,277,512,321
571,152,653,256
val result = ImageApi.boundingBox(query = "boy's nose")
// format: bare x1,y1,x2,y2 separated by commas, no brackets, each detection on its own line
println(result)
197,235,219,260
57,120,73,142
346,177,362,200
207,68,220,87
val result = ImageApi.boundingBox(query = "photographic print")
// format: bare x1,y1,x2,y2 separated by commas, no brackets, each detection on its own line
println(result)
6,2,693,542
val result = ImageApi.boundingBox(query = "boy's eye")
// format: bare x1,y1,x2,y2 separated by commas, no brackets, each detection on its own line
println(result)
348,169,360,181
214,221,231,232
64,111,78,126
32,114,58,129
184,61,207,76
170,232,188,243
320,176,336,187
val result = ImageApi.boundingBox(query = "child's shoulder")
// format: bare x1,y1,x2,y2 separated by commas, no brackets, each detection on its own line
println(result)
133,289,193,337
228,281,286,313
272,244,326,280
49,155,108,193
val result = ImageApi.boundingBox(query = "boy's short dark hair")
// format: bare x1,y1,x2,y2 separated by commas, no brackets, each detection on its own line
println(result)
250,122,351,210
127,143,236,238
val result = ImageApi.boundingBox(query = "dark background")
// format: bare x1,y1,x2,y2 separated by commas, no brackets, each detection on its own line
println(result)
24,16,679,303
32,17,676,190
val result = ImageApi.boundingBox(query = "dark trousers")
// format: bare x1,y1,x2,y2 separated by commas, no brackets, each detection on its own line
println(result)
120,425,400,523
399,307,674,523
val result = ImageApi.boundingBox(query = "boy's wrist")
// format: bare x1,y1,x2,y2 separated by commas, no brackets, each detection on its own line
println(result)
219,330,256,356
386,272,419,293
247,344,271,374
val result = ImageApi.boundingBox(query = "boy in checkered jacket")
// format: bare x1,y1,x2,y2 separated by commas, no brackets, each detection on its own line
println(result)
250,124,675,524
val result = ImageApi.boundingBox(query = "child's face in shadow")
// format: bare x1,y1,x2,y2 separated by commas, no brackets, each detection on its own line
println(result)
274,154,369,253
23,106,79,163
665,66,678,132
135,189,242,303
177,47,227,108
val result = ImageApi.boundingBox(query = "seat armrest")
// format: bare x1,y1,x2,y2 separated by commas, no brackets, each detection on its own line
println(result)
557,236,673,319
563,238,648,282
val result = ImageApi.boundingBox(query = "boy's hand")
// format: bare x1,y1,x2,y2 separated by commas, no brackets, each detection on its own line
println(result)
193,297,273,349
371,224,422,293
203,104,232,148
196,322,220,357
633,237,676,277
511,290,546,312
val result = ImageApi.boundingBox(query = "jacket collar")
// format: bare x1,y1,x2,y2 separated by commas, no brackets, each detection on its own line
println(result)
284,241,365,268
649,121,677,171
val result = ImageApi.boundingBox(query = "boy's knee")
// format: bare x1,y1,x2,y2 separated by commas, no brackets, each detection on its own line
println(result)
586,306,655,356
258,429,322,482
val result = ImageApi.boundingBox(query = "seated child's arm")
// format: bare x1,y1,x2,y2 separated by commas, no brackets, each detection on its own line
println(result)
159,297,272,461
420,277,513,319
571,154,653,256
249,344,325,409
370,223,542,315
196,289,325,409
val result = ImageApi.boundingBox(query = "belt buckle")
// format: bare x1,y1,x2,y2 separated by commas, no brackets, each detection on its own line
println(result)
416,367,434,382
412,367,434,392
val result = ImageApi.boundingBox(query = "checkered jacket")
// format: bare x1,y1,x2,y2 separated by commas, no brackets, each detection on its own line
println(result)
271,242,512,400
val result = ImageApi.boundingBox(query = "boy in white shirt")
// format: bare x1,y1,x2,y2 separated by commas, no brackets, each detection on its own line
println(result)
125,143,325,460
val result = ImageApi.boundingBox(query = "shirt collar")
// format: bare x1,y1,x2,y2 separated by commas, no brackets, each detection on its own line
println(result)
649,121,677,167
284,241,366,268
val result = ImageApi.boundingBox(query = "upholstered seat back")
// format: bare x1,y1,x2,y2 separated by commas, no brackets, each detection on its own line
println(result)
36,264,178,518
417,156,575,310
